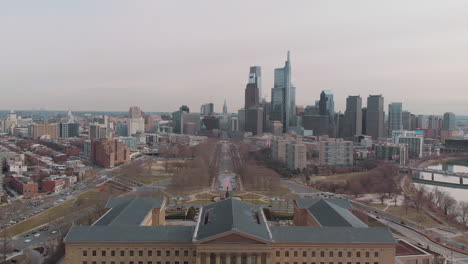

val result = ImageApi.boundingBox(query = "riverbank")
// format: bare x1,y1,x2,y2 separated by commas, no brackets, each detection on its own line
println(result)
416,156,468,168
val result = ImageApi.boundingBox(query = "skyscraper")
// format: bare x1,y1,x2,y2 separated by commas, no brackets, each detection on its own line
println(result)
443,112,456,131
245,67,263,135
402,111,411,130
319,90,335,117
271,51,295,132
366,95,384,139
128,106,143,119
200,103,214,116
223,100,228,114
343,96,362,139
249,66,262,103
388,102,403,136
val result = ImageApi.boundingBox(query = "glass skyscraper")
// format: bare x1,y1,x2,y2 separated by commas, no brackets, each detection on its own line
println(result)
271,51,295,132
388,102,403,136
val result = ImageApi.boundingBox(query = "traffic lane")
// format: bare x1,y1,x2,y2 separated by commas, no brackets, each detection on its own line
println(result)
281,180,319,194
378,218,468,264
13,230,62,250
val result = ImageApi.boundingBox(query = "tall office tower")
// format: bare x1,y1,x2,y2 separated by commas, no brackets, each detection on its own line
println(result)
428,115,441,129
59,122,80,138
172,105,190,134
343,96,362,139
443,112,456,131
361,107,367,135
271,51,295,132
200,103,214,116
416,115,426,129
128,118,145,135
388,103,403,136
318,91,335,117
180,105,190,113
115,123,128,137
245,67,263,135
402,111,411,130
32,123,59,139
128,106,143,119
304,105,319,115
262,101,272,133
249,66,262,104
237,108,245,132
366,95,384,139
335,112,345,138
409,114,418,130
89,124,109,140
223,100,228,114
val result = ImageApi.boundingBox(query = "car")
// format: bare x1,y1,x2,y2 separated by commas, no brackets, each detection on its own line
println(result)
51,230,57,234
24,239,31,243
34,233,40,237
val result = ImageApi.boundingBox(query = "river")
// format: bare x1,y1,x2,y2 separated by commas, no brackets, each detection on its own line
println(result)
415,160,468,202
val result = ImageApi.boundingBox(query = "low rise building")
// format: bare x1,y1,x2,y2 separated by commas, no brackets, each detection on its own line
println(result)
9,176,39,197
375,143,408,165
42,176,66,193
319,138,354,166
398,136,423,159
32,123,59,139
286,142,306,170
271,139,288,163
64,197,396,264
91,138,130,168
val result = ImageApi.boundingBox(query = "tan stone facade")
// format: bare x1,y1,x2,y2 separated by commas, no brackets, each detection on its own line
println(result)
66,236,395,264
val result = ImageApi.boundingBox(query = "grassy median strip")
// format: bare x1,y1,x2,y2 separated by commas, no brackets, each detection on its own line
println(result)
7,185,126,237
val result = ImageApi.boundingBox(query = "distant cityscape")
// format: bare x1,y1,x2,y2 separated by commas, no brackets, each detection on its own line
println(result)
1,52,468,264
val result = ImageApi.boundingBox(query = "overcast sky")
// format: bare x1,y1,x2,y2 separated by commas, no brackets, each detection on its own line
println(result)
2,1,468,115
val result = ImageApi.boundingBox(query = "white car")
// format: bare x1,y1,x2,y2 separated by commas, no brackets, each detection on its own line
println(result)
51,230,57,234
34,233,40,237
24,239,31,243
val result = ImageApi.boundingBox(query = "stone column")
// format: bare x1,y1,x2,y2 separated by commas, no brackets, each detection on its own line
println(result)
226,253,231,264
216,253,221,264
196,253,201,264
246,254,252,264
235,254,241,264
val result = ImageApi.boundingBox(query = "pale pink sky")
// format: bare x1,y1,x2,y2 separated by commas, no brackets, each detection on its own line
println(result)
2,1,468,115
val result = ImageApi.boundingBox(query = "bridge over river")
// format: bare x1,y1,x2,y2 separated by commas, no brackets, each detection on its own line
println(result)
402,166,468,189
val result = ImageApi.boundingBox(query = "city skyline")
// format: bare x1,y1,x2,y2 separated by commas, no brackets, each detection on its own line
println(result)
2,1,468,114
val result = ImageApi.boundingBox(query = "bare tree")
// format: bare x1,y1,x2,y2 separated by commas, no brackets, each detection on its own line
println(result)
440,194,457,216
432,187,445,207
459,201,468,227
412,185,427,212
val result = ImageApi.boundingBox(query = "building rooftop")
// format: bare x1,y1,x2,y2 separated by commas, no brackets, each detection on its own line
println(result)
94,197,164,226
194,198,272,242
66,197,394,245
65,225,194,243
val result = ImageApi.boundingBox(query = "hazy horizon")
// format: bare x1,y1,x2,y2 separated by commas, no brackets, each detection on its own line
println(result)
2,1,468,115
